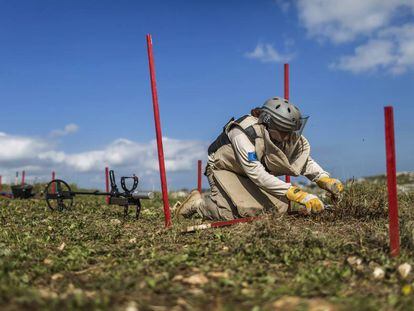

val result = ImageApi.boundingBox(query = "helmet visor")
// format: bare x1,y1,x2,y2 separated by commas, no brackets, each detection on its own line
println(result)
295,116,309,137
267,115,308,136
286,116,309,158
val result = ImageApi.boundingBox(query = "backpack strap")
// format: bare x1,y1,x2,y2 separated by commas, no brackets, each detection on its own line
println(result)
208,116,259,155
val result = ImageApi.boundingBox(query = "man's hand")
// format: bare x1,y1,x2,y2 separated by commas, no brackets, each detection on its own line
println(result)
286,186,324,214
316,177,344,198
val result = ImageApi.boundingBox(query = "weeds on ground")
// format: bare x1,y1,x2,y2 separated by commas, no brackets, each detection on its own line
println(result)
0,182,413,310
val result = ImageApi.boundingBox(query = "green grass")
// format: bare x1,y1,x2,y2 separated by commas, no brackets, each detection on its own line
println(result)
0,182,414,310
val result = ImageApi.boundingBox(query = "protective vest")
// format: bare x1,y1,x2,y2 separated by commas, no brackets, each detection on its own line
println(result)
208,115,311,178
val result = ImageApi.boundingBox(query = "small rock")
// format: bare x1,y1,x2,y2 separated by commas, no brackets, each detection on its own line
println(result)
322,260,332,268
241,288,254,296
67,283,76,293
307,298,336,311
110,219,122,225
187,288,203,296
38,288,58,299
176,298,188,307
47,226,53,231
182,273,208,286
51,273,64,281
347,256,363,271
207,271,229,279
43,258,53,266
347,256,362,266
272,296,336,311
398,263,412,279
222,246,229,252
172,275,184,282
125,301,139,311
129,237,137,244
84,290,96,299
372,267,385,280
272,296,302,310
58,242,66,251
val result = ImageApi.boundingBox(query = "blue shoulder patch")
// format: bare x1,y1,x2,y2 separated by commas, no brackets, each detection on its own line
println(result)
247,152,258,162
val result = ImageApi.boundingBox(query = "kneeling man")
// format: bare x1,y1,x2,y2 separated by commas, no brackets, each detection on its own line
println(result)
176,97,343,220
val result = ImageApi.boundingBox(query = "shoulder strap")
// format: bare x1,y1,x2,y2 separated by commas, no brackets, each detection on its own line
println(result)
208,115,259,155
243,125,258,145
208,132,231,155
207,117,234,155
228,115,259,145
234,115,249,124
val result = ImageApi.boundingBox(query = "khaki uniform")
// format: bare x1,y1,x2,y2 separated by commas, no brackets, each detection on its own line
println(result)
197,115,329,220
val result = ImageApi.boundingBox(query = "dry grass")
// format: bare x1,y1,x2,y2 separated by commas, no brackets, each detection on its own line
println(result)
0,182,413,310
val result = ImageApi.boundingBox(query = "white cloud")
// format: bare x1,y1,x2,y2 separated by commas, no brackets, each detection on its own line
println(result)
50,123,79,137
0,132,207,188
0,134,48,162
297,0,414,43
245,43,294,63
330,24,414,74
380,23,414,71
331,40,395,73
294,0,414,74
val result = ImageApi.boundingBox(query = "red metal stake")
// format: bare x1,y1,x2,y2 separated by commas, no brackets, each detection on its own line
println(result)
197,160,202,193
21,170,25,185
146,34,172,228
51,171,56,194
384,106,400,257
284,63,291,184
284,63,290,101
211,216,259,228
105,166,110,204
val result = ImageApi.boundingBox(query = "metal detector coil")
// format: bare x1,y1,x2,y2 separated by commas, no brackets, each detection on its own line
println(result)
44,170,153,219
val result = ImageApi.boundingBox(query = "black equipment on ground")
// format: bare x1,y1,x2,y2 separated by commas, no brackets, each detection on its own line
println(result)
44,170,154,219
11,184,34,199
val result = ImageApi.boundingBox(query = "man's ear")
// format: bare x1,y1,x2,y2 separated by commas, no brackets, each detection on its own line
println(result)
251,108,261,117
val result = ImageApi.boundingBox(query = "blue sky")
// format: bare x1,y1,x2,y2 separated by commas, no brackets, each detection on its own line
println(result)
0,0,413,190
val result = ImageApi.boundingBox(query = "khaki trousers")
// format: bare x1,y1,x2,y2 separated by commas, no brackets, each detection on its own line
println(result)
196,167,239,220
197,166,288,221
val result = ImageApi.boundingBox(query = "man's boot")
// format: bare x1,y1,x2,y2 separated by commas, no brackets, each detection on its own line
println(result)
174,189,203,218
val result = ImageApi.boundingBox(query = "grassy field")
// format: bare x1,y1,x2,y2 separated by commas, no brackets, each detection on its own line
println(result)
1,182,414,310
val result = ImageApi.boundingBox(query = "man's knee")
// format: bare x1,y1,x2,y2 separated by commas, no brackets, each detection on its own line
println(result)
197,196,236,221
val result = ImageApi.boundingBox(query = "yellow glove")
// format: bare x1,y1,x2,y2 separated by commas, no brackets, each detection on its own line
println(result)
316,177,344,197
286,186,324,214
